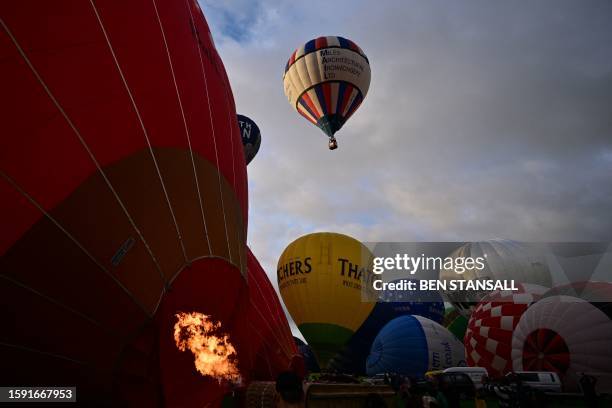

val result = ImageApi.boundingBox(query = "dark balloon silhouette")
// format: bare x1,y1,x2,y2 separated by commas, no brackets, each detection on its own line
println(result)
237,114,261,165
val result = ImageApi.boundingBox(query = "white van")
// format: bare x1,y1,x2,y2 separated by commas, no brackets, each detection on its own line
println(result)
509,371,562,392
443,367,489,389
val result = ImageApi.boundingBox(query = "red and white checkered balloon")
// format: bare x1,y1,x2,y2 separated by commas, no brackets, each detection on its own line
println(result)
464,283,548,377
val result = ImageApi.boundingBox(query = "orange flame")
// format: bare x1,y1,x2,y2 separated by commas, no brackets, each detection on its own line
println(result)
173,311,242,384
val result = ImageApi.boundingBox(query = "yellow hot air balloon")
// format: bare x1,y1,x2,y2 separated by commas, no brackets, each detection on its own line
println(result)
277,232,376,368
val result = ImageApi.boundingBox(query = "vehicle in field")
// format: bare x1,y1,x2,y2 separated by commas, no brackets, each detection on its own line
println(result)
509,371,562,392
443,367,489,389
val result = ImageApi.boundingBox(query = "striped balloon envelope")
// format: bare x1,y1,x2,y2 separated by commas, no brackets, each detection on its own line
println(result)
366,315,466,378
283,36,371,148
512,282,612,392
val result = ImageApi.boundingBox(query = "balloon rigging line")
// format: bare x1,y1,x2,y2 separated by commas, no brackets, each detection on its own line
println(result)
247,320,290,370
219,79,245,274
221,84,237,196
248,264,295,354
248,296,293,358
0,341,86,365
185,0,233,268
0,273,121,337
151,0,212,256
221,88,243,274
248,284,294,358
90,0,189,274
0,15,168,294
0,171,152,318
256,278,295,355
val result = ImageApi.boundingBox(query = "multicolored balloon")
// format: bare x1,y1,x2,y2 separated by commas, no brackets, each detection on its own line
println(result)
294,337,321,374
440,240,552,318
444,307,468,342
464,284,548,377
277,232,376,368
366,315,466,378
512,281,612,391
283,36,371,150
330,279,444,375
237,114,261,165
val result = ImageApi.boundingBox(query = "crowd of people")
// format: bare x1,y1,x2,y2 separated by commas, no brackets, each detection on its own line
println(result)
270,371,602,408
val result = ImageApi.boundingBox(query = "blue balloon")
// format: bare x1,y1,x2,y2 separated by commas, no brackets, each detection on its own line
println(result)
366,315,466,378
237,114,261,165
329,280,444,375
294,337,320,373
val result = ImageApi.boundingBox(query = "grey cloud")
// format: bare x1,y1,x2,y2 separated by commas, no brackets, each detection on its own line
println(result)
200,0,612,336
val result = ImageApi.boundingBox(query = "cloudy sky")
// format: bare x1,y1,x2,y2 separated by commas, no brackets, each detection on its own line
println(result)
198,0,612,336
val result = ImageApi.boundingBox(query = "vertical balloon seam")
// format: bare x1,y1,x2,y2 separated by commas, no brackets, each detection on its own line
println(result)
151,0,212,256
90,0,190,274
295,237,313,343
0,16,170,299
261,281,295,359
248,255,295,356
221,84,237,193
246,295,293,359
185,1,236,274
329,233,342,330
294,81,364,130
220,89,245,274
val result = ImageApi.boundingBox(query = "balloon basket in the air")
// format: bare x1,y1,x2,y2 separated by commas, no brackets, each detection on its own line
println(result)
328,138,338,150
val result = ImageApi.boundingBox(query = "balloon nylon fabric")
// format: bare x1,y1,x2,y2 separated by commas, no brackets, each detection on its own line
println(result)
366,315,466,378
277,232,376,368
366,315,429,377
329,284,444,375
237,114,261,165
0,1,267,405
283,36,371,138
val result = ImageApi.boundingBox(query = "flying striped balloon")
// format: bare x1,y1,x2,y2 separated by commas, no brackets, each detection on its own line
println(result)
283,36,371,149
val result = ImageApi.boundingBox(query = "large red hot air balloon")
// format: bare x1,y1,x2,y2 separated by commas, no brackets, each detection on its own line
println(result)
241,248,301,381
0,1,291,405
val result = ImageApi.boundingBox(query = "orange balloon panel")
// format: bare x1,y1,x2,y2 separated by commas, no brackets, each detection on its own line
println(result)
1,0,250,406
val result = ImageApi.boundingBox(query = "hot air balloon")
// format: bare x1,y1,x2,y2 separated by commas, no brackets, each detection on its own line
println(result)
443,307,468,342
0,1,287,406
294,337,321,374
512,281,612,391
464,283,548,378
277,232,377,368
283,36,371,150
366,315,466,378
440,240,552,318
240,249,299,381
329,278,444,375
237,114,261,165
